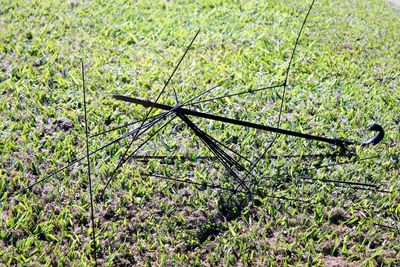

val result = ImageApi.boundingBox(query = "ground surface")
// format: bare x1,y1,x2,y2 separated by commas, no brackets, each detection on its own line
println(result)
1,0,399,266
388,0,400,8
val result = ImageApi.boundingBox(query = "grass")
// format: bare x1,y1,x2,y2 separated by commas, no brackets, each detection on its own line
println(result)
1,0,399,265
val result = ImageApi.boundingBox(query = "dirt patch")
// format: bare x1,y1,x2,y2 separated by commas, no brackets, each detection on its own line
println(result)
388,0,400,9
43,119,74,135
322,256,361,267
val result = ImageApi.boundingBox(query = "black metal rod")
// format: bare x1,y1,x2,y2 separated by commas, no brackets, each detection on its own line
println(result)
81,61,98,265
114,95,366,147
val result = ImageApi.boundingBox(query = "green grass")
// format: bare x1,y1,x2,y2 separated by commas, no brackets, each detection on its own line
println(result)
1,0,399,265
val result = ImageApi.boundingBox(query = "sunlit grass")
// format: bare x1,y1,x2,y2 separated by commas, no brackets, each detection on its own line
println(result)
0,0,399,265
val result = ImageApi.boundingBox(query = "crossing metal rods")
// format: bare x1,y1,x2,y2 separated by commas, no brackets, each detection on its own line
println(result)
8,0,395,264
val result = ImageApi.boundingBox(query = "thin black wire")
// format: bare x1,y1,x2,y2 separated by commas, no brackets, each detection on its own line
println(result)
129,152,344,163
278,175,380,190
89,113,162,138
14,82,220,198
99,84,221,198
150,171,399,233
172,85,179,105
177,113,252,193
227,0,317,201
102,83,221,149
145,173,309,203
249,0,317,177
373,223,399,231
192,126,252,172
102,172,310,228
90,83,223,139
207,133,253,164
100,29,201,198
258,153,386,194
81,61,97,265
9,3,395,264
128,149,383,194
12,112,167,196
187,83,284,106
332,185,389,193
179,114,247,186
99,82,221,198
145,139,385,195
178,113,242,182
133,154,383,192
99,113,173,198
100,116,177,198
316,155,380,169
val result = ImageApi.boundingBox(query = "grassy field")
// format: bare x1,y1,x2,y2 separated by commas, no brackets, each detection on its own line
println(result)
1,0,399,265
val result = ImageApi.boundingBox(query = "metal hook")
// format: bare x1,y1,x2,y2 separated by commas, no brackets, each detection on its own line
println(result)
114,95,386,148
361,124,384,146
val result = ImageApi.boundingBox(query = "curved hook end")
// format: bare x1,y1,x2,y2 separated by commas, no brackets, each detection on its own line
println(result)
362,124,384,146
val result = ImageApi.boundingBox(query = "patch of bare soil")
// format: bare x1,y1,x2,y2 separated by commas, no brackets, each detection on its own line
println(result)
388,0,400,9
322,256,361,267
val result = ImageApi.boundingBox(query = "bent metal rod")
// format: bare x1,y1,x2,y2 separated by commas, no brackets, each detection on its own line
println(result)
113,94,384,147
